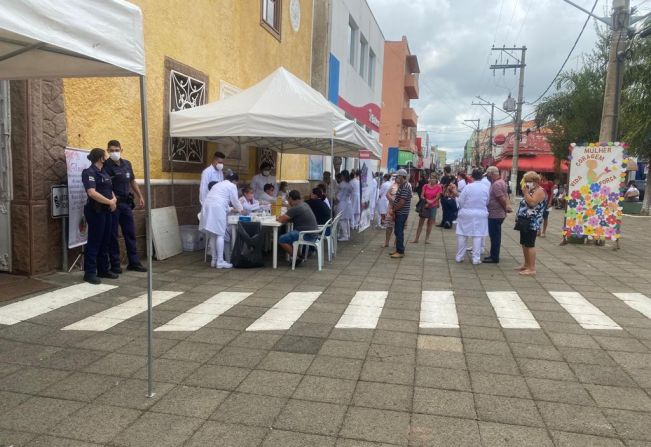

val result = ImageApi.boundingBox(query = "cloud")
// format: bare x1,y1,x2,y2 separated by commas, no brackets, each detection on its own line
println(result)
367,0,603,161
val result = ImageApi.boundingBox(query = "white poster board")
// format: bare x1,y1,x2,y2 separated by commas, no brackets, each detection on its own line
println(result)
151,206,183,260
65,148,91,248
562,143,625,241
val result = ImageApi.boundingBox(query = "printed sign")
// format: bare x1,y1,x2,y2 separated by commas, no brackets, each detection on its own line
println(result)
65,148,91,248
51,185,68,218
562,143,626,241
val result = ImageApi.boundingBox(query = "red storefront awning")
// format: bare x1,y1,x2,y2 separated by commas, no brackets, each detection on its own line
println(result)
495,155,568,173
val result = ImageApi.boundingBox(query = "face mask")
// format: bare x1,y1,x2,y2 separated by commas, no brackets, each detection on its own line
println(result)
526,182,534,189
262,170,270,176
215,163,224,171
109,152,121,161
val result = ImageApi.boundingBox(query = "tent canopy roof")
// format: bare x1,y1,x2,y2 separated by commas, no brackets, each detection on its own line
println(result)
169,67,381,160
0,0,145,79
495,154,568,173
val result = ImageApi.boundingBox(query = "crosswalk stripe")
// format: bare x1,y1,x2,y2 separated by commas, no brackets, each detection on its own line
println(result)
419,291,458,328
335,291,388,329
156,292,252,331
0,283,117,325
486,291,540,329
613,293,651,319
549,291,622,330
246,291,322,331
62,291,183,331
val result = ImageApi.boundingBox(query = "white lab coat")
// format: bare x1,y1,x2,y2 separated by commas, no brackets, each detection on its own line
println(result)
199,165,224,205
199,180,242,236
455,182,489,237
336,181,354,220
258,192,277,205
367,176,378,217
239,196,260,213
251,173,276,200
377,180,392,215
350,177,361,226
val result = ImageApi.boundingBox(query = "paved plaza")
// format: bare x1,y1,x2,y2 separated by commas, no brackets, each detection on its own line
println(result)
1,210,651,446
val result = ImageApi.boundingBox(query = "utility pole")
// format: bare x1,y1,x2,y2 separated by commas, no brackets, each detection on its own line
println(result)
472,97,496,164
462,118,480,169
491,46,526,192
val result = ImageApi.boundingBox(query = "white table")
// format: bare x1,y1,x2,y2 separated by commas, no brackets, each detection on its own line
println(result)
228,215,288,269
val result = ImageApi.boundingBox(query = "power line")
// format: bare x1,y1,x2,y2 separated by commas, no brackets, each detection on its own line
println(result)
527,0,599,105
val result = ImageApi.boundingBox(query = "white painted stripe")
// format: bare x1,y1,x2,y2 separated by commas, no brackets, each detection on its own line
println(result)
419,291,459,328
613,293,651,319
62,291,182,331
246,291,322,331
336,291,388,329
0,283,117,325
155,292,252,331
549,291,622,330
486,291,540,329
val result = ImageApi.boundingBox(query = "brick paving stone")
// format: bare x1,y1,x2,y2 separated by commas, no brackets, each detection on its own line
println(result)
207,346,267,368
466,353,520,375
83,353,147,377
258,351,315,374
211,392,286,426
159,340,222,363
417,335,463,352
183,364,250,391
413,387,476,419
415,366,471,391
585,384,651,411
517,358,577,381
308,355,364,380
551,431,626,447
0,396,84,434
131,358,202,383
262,430,336,447
352,381,412,412
273,335,326,355
360,359,414,385
236,370,302,398
319,340,369,359
149,385,229,418
409,414,480,447
570,363,639,387
0,390,29,414
273,399,347,436
95,379,175,410
475,394,544,427
608,351,651,370
525,377,596,405
559,347,620,366
339,407,410,445
293,375,357,404
478,421,554,447
49,403,141,444
40,371,119,402
111,412,204,447
537,401,616,436
367,344,415,364
603,408,651,441
0,366,71,394
416,350,467,370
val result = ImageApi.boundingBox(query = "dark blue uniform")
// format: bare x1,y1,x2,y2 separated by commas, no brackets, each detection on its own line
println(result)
82,164,113,278
104,158,141,268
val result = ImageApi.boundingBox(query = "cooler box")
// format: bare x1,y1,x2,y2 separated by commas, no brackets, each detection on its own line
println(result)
179,225,205,251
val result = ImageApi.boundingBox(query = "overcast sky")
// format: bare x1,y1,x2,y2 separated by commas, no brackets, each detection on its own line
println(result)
366,0,646,160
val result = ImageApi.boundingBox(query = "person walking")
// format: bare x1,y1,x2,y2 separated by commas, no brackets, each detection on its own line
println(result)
455,169,489,265
81,148,117,284
336,170,354,241
439,181,458,229
483,166,511,264
412,174,442,244
104,140,147,273
515,171,547,276
390,169,412,259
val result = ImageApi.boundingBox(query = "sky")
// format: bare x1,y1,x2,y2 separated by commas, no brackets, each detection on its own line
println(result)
366,0,649,161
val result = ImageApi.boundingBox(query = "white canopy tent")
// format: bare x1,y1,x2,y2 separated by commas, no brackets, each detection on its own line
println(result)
169,67,382,160
0,0,158,396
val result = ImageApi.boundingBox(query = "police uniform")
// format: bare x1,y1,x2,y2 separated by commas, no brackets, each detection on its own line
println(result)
82,164,113,279
104,158,141,269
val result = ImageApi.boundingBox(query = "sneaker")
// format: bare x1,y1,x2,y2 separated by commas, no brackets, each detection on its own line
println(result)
127,264,147,272
390,252,404,259
83,275,101,285
217,261,233,269
110,266,122,274
97,271,119,279
210,259,217,268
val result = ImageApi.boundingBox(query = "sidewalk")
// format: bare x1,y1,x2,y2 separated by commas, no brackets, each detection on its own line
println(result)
0,209,650,446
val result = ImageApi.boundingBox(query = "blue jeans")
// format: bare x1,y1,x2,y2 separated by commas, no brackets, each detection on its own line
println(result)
394,213,408,254
488,217,504,262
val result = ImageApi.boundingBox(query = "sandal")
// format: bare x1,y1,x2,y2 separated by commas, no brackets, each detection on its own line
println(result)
519,270,536,276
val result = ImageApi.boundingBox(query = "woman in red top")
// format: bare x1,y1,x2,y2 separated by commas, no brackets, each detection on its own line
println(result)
412,174,443,244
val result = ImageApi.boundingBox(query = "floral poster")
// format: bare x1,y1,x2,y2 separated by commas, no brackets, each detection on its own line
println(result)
562,143,627,240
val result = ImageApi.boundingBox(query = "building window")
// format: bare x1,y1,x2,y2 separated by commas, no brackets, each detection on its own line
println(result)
348,16,358,68
359,34,368,78
163,58,209,173
261,0,282,39
368,49,376,88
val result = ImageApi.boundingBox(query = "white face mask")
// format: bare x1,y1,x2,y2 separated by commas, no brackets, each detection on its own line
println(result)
215,163,224,171
262,170,270,176
525,182,534,189
109,152,121,161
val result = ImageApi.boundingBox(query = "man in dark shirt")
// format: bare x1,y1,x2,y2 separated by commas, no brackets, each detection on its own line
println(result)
277,190,318,263
391,169,412,259
306,188,331,226
439,165,456,188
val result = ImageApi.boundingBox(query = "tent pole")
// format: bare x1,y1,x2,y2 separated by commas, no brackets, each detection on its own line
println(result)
330,136,335,220
139,75,155,398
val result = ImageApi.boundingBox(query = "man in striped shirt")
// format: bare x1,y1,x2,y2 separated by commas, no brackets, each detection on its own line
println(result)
391,169,412,259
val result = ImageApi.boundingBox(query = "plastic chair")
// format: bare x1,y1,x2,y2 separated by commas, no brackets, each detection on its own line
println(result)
292,219,331,271
322,212,342,261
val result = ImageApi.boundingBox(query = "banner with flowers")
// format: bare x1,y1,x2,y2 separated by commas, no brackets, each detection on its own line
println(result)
562,143,626,241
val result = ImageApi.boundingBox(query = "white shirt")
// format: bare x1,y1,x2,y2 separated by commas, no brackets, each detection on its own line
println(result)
199,180,242,236
259,192,277,204
458,179,467,192
239,196,260,212
251,174,276,200
199,165,224,205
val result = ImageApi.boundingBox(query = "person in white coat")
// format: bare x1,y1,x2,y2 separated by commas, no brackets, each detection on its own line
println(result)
336,170,354,241
455,169,489,265
199,151,225,205
349,170,361,229
251,162,276,201
199,172,243,269
239,186,260,213
377,174,392,227
367,171,379,227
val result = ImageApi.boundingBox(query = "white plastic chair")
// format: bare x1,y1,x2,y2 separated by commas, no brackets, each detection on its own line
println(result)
292,219,331,271
322,212,342,261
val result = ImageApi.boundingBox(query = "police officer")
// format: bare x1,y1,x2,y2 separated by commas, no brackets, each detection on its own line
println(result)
104,140,147,273
82,148,118,284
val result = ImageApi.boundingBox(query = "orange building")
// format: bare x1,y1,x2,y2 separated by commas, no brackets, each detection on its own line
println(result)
378,36,420,170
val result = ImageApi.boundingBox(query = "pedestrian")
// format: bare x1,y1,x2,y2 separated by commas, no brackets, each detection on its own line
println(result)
412,174,442,244
81,148,117,284
199,151,225,205
538,174,554,237
383,178,399,248
439,181,458,229
377,174,392,228
457,171,470,192
455,169,489,265
514,171,547,276
104,140,147,274
440,165,456,188
336,170,354,241
484,166,511,264
350,170,361,229
390,169,412,259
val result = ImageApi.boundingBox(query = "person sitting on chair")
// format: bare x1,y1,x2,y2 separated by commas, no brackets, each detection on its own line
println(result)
277,190,318,266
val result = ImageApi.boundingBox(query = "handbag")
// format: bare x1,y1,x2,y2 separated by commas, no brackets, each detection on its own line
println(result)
514,215,531,231
415,198,425,214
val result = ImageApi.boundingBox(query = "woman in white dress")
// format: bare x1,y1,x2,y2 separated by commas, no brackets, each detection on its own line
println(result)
199,172,243,269
349,170,361,229
336,170,354,241
455,169,489,265
377,174,392,227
